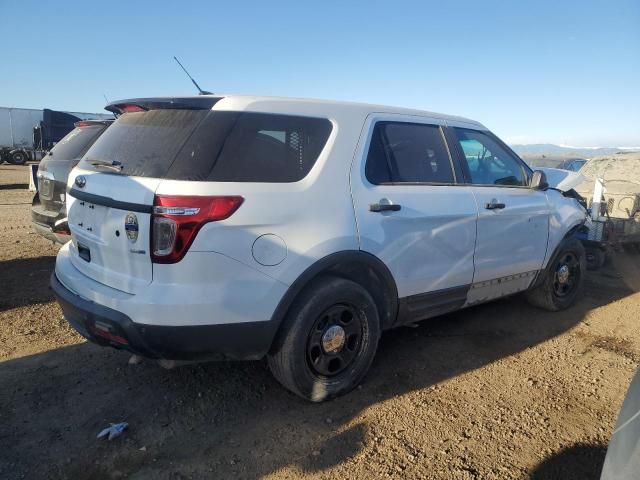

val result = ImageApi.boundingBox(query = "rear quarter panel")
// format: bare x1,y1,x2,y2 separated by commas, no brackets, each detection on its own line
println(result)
160,107,368,287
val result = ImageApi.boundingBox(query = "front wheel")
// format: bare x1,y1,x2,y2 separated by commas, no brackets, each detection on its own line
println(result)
267,276,380,402
526,237,586,311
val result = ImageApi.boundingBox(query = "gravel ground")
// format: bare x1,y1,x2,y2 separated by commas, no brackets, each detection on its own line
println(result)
1,163,639,479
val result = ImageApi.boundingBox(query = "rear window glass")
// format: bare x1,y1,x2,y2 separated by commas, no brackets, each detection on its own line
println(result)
49,125,107,160
80,110,333,182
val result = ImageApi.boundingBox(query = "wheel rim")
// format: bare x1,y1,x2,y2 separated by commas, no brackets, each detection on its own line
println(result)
553,252,580,297
306,304,364,377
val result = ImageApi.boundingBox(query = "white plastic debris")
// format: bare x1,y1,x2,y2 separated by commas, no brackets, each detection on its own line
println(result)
97,422,129,441
128,355,143,365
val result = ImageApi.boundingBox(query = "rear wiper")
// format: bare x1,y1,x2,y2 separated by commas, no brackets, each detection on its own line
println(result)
89,159,124,173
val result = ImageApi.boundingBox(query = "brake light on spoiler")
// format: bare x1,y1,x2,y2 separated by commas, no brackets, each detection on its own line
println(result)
151,195,244,264
115,103,147,113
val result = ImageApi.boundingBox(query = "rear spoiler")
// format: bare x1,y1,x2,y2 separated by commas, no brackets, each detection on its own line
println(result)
105,96,222,114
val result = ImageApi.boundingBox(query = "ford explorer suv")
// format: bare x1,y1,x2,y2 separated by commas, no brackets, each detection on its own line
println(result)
51,95,587,401
32,119,113,243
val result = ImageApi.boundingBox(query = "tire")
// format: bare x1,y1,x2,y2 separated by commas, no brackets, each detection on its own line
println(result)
585,245,606,270
10,151,27,165
526,237,586,311
267,275,381,402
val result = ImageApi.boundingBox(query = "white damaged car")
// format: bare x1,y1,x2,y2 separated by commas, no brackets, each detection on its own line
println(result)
52,95,587,401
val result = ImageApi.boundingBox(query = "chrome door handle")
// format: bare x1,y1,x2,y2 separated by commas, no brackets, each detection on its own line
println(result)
370,198,401,212
485,200,506,210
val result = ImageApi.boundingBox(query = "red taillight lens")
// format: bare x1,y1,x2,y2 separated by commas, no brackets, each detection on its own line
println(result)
116,104,147,113
151,195,244,264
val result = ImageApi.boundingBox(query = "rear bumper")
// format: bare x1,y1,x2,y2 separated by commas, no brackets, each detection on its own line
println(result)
31,197,69,244
32,221,70,244
51,272,279,361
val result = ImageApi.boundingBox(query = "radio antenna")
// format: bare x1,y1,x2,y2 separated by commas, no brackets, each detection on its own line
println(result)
173,56,212,95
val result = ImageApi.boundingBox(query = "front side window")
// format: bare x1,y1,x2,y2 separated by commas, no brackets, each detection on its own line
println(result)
453,128,527,186
365,122,454,184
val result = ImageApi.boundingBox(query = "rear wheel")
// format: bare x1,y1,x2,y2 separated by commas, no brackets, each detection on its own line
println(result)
526,237,586,311
267,276,380,402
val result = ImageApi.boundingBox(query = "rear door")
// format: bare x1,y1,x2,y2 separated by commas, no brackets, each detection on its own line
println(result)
351,115,478,317
67,105,215,294
446,127,550,302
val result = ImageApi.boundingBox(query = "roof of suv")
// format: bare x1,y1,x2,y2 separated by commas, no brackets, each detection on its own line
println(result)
106,94,487,130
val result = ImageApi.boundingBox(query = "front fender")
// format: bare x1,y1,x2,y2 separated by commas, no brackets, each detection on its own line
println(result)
542,189,588,269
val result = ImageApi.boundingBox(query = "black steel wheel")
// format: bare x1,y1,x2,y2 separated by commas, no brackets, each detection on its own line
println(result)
306,304,364,377
552,252,581,298
267,276,380,402
526,237,586,311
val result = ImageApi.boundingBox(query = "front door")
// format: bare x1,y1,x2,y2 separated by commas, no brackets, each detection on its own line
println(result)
448,127,550,304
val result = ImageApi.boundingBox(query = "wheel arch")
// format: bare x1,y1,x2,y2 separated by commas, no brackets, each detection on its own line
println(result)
268,250,398,353
532,224,585,290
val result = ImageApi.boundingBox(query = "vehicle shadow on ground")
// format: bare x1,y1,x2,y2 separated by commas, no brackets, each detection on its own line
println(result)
530,442,607,480
0,257,636,479
0,183,29,190
0,256,56,312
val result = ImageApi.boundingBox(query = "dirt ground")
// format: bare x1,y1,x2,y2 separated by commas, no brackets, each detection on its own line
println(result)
1,163,639,480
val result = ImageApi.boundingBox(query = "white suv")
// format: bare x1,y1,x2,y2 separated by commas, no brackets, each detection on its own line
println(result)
52,95,587,401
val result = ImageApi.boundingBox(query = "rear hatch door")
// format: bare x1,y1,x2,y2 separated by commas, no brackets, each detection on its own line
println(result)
67,171,160,294
66,99,220,294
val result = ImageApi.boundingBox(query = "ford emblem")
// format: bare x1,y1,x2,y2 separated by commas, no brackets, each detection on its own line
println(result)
74,175,86,188
124,213,139,243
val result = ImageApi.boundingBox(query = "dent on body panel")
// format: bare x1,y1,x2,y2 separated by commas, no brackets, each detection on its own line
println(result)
369,211,477,296
474,208,549,271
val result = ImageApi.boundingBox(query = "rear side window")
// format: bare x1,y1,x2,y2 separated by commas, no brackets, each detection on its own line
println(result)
49,125,107,160
365,122,454,185
80,110,332,182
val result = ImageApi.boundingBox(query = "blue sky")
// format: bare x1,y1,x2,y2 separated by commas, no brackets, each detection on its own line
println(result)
1,0,638,146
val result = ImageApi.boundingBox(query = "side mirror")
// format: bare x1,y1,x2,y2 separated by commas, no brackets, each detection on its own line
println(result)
530,170,549,190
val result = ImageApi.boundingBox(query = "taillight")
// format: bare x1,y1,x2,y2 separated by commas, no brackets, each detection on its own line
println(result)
151,195,244,264
115,104,147,113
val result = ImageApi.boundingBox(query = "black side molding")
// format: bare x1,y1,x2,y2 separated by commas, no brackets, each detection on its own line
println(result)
397,284,470,324
68,188,152,214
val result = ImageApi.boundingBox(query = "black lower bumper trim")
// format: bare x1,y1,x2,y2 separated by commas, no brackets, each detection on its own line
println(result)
50,272,278,361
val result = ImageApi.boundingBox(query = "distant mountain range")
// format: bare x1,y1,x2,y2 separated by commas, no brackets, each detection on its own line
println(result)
510,144,639,159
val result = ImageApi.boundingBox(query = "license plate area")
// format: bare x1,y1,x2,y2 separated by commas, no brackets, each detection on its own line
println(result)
72,201,108,235
77,243,91,263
